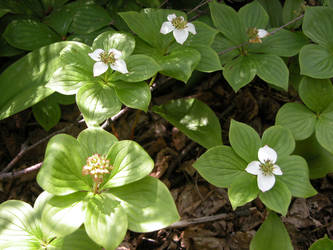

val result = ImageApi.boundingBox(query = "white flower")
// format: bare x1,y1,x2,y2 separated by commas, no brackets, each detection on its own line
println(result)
160,14,196,45
245,145,283,192
257,29,269,38
88,48,128,77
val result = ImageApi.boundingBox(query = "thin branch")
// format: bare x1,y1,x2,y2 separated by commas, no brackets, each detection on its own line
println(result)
0,118,81,174
0,162,42,181
168,213,231,228
218,14,305,56
187,0,212,15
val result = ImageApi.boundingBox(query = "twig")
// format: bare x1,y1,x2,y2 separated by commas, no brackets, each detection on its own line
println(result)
168,213,231,228
0,106,131,181
0,162,42,181
0,120,80,174
187,0,212,15
218,14,305,56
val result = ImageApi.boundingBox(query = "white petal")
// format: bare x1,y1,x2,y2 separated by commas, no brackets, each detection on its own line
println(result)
93,62,108,77
88,49,104,61
257,29,269,38
257,173,276,192
160,21,174,34
245,161,261,175
273,165,283,175
167,14,177,21
173,29,189,44
258,145,277,164
186,22,196,34
111,59,128,74
109,48,122,59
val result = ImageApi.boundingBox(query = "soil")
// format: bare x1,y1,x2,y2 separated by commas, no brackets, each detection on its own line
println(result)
1,72,332,250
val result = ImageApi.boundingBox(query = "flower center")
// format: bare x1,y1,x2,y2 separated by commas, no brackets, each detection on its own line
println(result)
82,153,112,185
247,27,261,43
260,160,274,176
171,16,188,30
100,51,116,65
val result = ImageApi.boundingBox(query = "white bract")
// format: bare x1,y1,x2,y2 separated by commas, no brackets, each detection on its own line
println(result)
257,29,269,39
160,14,196,45
88,48,128,77
245,145,283,192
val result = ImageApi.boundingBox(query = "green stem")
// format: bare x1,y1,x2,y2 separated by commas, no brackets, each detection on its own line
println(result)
149,73,157,87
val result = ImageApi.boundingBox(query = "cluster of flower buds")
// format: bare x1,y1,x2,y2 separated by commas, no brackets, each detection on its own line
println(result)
247,27,269,43
82,153,113,184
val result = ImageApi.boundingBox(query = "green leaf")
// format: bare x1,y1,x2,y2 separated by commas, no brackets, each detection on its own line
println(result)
261,125,295,159
299,44,333,79
49,92,76,105
69,4,112,34
294,134,333,179
152,98,222,149
103,140,154,188
184,21,218,47
316,103,333,154
68,27,115,46
85,194,127,250
77,127,118,156
229,120,261,163
223,55,256,92
303,6,333,48
59,42,94,68
76,83,122,127
252,53,289,90
193,146,247,188
309,235,333,250
119,9,186,50
157,47,201,83
299,77,333,113
228,172,259,209
0,36,24,57
0,41,77,120
275,103,317,140
212,34,240,65
47,65,95,95
113,81,151,112
248,30,309,57
41,0,69,10
259,180,291,216
282,0,304,29
32,97,61,132
92,31,135,59
258,0,283,27
110,176,180,232
41,192,87,237
278,155,317,198
238,0,269,30
209,1,247,44
43,6,73,36
51,227,101,250
112,54,160,82
3,19,60,51
250,212,293,250
190,45,222,72
37,134,92,195
0,200,41,249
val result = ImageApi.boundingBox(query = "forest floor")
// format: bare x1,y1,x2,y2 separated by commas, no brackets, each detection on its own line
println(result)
0,72,332,250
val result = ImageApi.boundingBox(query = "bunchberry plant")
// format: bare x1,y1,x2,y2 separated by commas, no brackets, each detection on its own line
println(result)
35,127,179,249
194,120,316,215
88,48,129,76
276,76,333,178
160,14,197,44
245,145,283,192
46,31,160,126
0,192,100,249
